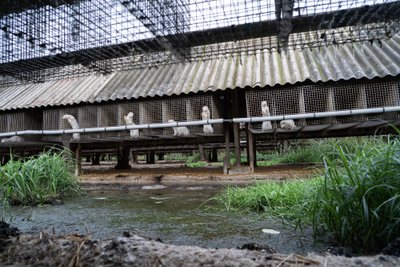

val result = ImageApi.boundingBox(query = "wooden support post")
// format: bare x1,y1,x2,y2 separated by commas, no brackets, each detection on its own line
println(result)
223,124,231,175
115,144,131,169
233,122,241,167
158,153,165,161
74,144,82,177
92,153,100,165
146,151,155,164
208,148,218,162
131,151,138,164
198,144,207,162
247,128,256,173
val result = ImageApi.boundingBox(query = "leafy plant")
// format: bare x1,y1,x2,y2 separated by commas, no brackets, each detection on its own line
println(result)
0,148,82,206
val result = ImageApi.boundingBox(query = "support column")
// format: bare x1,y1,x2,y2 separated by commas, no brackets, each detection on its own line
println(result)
74,144,82,176
247,128,256,173
115,144,131,169
92,153,100,165
208,148,218,162
198,145,207,162
131,151,138,164
223,124,231,175
233,122,241,167
146,151,155,164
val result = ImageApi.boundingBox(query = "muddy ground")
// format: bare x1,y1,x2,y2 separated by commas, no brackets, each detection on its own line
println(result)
80,161,320,190
2,162,399,266
1,230,400,267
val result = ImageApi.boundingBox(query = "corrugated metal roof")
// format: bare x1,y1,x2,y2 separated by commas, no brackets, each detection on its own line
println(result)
1,34,400,111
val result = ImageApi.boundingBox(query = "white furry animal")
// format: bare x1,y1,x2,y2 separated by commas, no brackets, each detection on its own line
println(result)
1,136,24,143
62,114,80,140
201,106,214,134
168,119,190,137
123,112,139,138
261,101,272,131
280,119,296,130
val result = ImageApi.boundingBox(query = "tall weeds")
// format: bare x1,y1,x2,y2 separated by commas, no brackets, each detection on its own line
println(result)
0,149,82,206
312,137,400,253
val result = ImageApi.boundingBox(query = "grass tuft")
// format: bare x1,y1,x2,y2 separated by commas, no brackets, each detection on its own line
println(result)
215,178,321,227
311,137,400,254
0,149,82,206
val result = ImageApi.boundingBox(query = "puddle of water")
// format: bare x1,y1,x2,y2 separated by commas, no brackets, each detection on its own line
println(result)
3,188,325,254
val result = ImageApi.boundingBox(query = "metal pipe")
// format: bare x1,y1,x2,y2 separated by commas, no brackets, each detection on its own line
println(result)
0,106,399,138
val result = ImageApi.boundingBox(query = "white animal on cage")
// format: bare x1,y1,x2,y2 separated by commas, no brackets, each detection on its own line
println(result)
280,119,296,130
201,106,214,134
62,114,80,140
261,101,272,131
168,119,190,137
1,135,24,143
123,112,139,138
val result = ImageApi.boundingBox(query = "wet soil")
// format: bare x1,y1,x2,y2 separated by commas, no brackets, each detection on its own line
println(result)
80,161,321,190
1,232,399,267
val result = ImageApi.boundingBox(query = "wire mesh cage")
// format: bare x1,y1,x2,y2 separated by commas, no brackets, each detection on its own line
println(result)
364,81,400,122
0,113,7,133
139,98,163,136
0,110,42,141
116,101,140,139
333,84,369,123
43,106,79,142
1,0,399,84
246,79,400,130
161,94,222,136
162,97,188,135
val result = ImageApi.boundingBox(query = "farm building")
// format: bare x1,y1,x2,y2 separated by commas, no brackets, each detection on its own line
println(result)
0,0,400,173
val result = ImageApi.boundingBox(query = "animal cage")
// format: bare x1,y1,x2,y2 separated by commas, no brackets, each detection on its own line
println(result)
0,110,42,141
245,79,400,130
43,106,80,142
161,94,223,136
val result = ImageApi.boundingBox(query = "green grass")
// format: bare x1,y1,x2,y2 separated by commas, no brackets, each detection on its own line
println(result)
217,135,400,254
311,137,400,254
215,178,321,227
0,149,82,206
186,161,208,168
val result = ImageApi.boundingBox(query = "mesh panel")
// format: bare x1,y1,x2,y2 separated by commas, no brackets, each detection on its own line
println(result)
78,105,99,139
140,99,163,135
333,84,366,123
0,113,6,133
117,102,140,138
162,97,187,135
365,81,400,121
43,106,79,141
246,80,400,129
187,94,214,134
303,86,334,125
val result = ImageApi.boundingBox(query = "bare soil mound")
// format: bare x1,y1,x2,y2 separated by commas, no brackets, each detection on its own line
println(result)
1,232,399,267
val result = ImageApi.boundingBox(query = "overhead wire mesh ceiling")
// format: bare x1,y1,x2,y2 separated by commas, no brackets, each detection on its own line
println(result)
0,0,399,84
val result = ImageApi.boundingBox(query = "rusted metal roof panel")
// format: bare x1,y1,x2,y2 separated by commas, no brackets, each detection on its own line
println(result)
0,34,399,111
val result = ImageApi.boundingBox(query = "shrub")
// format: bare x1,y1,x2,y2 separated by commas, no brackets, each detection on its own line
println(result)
0,149,82,206
312,137,400,253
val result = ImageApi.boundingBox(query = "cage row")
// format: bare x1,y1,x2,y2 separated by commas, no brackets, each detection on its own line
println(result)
246,80,400,130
